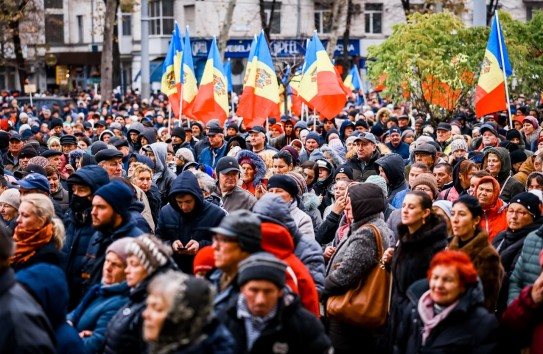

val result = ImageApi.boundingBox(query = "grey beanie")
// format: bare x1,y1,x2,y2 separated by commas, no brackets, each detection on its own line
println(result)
0,188,21,210
238,252,287,289
209,210,262,253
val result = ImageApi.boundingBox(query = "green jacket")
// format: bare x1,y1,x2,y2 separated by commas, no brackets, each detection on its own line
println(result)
508,227,543,304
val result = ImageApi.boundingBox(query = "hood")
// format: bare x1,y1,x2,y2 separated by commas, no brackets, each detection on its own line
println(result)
376,107,392,123
375,153,405,187
261,222,294,259
339,120,355,141
68,165,110,193
168,171,204,213
148,142,168,174
132,152,154,169
349,183,386,222
475,175,502,207
139,127,157,145
236,150,266,187
16,263,69,328
127,122,144,135
302,192,320,211
483,147,511,182
99,129,114,141
69,149,86,168
253,193,301,245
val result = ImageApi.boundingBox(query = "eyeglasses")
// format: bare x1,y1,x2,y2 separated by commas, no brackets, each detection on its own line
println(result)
414,186,433,193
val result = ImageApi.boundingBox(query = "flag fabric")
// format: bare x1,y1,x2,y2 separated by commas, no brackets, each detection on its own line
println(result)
191,37,229,124
160,27,183,117
180,27,198,119
334,65,352,96
289,70,303,117
475,14,512,118
224,59,233,93
236,31,281,127
298,32,347,119
344,65,362,91
236,35,258,121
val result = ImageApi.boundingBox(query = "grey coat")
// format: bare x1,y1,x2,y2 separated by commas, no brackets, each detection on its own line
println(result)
324,213,391,295
508,227,543,304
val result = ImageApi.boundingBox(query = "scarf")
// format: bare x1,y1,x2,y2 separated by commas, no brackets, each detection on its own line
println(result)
10,223,53,265
417,290,459,345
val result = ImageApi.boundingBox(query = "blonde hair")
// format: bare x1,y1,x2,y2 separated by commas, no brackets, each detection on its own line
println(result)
132,164,153,182
20,194,65,249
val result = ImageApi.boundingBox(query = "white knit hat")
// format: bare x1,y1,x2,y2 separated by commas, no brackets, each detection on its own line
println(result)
0,188,21,210
450,138,468,154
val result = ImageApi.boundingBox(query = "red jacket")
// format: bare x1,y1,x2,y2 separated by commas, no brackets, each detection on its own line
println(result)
261,222,320,317
475,176,508,243
501,285,543,354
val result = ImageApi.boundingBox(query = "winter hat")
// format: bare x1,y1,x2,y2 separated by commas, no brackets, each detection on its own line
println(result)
175,147,195,163
268,174,299,200
335,165,354,181
106,237,133,265
509,192,542,219
94,181,134,219
365,175,388,198
433,200,453,220
193,246,215,275
286,171,308,197
449,138,468,154
0,188,20,210
506,129,522,142
305,132,321,145
46,136,61,149
281,146,300,165
271,123,283,135
412,173,439,199
209,210,262,254
27,156,49,168
171,127,186,142
50,118,63,129
510,149,528,165
126,235,171,274
18,145,38,159
523,116,539,130
238,252,287,289
90,141,108,155
348,183,386,222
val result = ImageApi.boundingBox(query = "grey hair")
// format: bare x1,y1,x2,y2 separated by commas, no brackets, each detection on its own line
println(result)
193,171,216,194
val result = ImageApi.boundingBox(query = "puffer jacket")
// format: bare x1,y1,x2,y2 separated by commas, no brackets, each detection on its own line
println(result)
393,279,498,354
375,153,408,203
508,225,543,304
148,142,176,206
52,185,70,212
261,221,320,317
345,148,381,182
449,227,503,312
475,176,508,242
513,155,536,185
482,147,524,203
67,281,130,354
252,193,325,295
156,171,226,274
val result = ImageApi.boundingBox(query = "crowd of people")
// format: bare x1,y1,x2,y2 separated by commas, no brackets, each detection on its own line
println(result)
1,90,543,354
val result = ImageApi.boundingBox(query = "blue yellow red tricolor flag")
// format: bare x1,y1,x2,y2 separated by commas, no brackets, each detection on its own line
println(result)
344,65,362,91
180,26,198,119
191,37,229,124
161,26,183,117
236,31,280,127
475,14,512,118
224,59,233,93
299,32,347,119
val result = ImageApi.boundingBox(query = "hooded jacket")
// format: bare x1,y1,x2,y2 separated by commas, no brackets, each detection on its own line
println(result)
62,165,111,309
138,127,157,146
148,142,176,206
482,147,524,203
513,155,537,186
16,263,86,354
375,153,408,204
261,222,320,317
156,171,226,273
237,150,267,195
440,158,467,202
393,279,498,354
253,194,325,295
475,176,508,242
449,227,504,312
127,122,144,152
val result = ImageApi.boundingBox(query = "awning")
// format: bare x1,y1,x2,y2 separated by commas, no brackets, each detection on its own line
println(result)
54,52,102,66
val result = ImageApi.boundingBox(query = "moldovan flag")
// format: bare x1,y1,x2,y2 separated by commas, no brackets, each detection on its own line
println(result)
224,59,233,93
475,15,512,118
344,65,362,92
299,32,346,119
237,31,281,127
161,27,183,117
191,38,229,124
289,70,303,117
180,27,198,119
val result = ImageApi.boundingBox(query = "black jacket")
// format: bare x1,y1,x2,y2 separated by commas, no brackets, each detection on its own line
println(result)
223,294,333,354
11,241,61,272
345,148,381,182
375,153,408,204
393,279,498,354
0,268,56,354
156,171,226,273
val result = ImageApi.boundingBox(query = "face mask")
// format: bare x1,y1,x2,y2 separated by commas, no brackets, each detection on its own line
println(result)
70,194,93,213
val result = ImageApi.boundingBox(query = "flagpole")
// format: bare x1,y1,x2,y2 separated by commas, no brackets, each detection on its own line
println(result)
494,10,513,128
168,103,172,133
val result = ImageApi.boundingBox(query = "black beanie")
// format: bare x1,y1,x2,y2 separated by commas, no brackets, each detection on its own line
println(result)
348,183,386,222
227,122,239,132
506,129,521,142
238,252,287,289
510,149,527,165
268,175,299,200
510,192,542,219
171,127,186,142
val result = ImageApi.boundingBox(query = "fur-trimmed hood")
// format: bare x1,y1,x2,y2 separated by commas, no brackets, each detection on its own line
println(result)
236,149,267,187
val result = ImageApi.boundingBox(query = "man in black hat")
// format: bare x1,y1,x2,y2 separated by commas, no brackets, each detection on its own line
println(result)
198,122,226,168
42,149,64,171
3,133,24,172
171,126,194,155
436,122,453,155
207,210,262,316
223,252,333,354
413,142,438,170
93,120,107,142
95,149,124,178
216,156,256,212
60,134,78,155
17,144,38,172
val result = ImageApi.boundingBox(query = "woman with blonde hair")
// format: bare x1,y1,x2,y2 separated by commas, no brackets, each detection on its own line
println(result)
10,193,65,271
131,164,160,226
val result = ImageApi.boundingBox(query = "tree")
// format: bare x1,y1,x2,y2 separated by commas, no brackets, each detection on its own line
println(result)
218,0,236,57
325,0,346,58
400,0,466,18
100,0,119,103
259,0,277,41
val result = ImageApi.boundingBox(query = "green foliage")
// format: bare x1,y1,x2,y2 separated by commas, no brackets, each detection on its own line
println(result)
367,11,543,121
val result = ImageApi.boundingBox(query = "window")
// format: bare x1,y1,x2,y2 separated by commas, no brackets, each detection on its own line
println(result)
45,14,64,44
121,14,132,36
77,15,83,43
526,3,543,20
314,3,332,34
263,2,281,34
44,0,63,9
184,5,195,29
365,3,383,34
149,0,174,36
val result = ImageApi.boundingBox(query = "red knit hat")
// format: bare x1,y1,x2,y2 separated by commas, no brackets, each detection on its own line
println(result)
193,246,215,275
